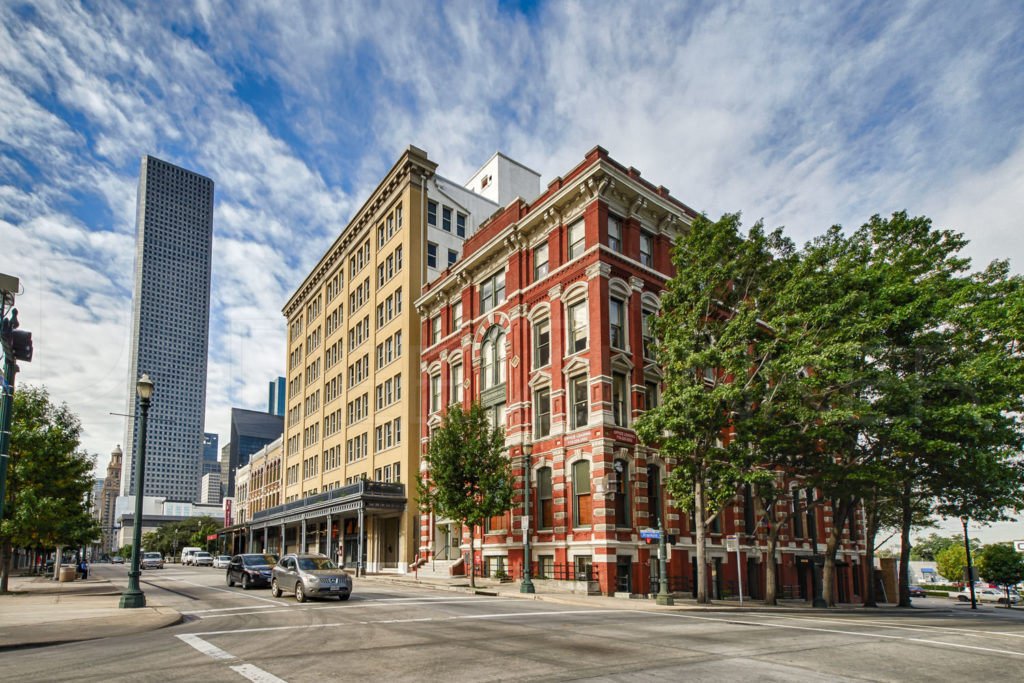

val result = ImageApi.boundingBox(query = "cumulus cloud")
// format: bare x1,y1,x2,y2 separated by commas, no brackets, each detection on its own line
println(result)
1,0,1022,482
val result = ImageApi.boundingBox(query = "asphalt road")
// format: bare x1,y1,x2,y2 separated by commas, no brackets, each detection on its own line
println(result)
4,564,1024,681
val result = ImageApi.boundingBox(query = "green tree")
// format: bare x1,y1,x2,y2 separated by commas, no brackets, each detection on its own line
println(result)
911,533,977,562
935,545,968,585
118,544,133,560
636,213,789,604
0,385,100,593
417,402,511,588
977,543,1024,608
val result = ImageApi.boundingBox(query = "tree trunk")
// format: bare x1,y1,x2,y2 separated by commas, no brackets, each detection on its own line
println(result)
822,498,850,607
751,484,777,605
0,539,11,593
898,483,912,608
466,522,475,589
694,478,708,604
53,545,63,582
862,499,879,607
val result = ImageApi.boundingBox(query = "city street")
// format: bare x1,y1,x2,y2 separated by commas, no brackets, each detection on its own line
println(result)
3,564,1024,681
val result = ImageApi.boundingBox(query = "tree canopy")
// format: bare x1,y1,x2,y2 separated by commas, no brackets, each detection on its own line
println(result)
1,385,100,592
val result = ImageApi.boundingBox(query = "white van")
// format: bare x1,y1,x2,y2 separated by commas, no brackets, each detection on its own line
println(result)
180,547,201,565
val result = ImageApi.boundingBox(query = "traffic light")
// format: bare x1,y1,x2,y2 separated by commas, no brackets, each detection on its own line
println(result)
11,329,32,362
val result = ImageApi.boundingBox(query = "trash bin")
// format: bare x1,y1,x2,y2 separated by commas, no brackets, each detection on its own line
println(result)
58,565,77,582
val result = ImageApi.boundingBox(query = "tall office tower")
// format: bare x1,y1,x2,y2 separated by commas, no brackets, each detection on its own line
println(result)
202,432,220,476
268,377,286,416
120,155,214,501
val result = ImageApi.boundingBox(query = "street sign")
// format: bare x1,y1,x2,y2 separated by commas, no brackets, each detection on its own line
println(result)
640,528,661,540
1014,540,1024,552
725,535,739,552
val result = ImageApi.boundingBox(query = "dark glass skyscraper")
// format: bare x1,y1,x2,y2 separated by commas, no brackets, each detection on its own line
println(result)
121,156,214,501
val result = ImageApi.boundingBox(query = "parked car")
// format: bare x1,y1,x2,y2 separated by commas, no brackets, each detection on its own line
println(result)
111,555,125,564
908,585,926,598
957,587,1021,604
180,547,201,565
213,555,231,569
140,551,164,570
193,551,214,567
271,553,352,602
226,554,278,589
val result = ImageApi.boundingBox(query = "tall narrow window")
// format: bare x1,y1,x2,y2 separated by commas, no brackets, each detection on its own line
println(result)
451,300,463,329
447,248,457,267
430,374,441,413
450,363,463,404
427,242,437,268
456,212,466,237
537,467,553,530
612,372,628,427
613,459,629,527
481,329,506,390
573,460,592,527
533,319,550,368
609,297,625,349
570,374,588,429
607,215,623,252
533,242,549,280
431,315,441,345
534,388,551,438
442,206,452,232
568,301,588,353
427,201,437,227
792,489,804,538
568,219,585,260
639,231,653,267
644,381,659,410
642,309,656,359
647,465,661,530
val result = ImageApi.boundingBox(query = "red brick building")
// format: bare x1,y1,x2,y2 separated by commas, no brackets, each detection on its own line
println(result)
416,146,866,601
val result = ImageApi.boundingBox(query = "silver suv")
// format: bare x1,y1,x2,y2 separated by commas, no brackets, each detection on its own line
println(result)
193,551,214,567
271,553,351,602
141,551,164,569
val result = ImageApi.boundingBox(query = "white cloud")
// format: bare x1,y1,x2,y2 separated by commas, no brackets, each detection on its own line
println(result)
2,0,1023,479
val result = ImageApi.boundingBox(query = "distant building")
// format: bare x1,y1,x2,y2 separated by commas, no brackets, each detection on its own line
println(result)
202,432,220,478
226,408,283,498
268,377,285,416
200,471,221,505
99,445,122,556
120,155,214,503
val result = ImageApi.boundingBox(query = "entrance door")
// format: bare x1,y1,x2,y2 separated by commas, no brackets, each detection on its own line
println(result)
616,556,632,594
381,517,399,569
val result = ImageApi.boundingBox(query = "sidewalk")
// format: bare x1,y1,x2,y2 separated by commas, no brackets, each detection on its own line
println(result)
0,574,181,650
358,572,962,615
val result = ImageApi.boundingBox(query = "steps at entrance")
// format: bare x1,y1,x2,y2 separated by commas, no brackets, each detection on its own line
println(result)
414,558,462,579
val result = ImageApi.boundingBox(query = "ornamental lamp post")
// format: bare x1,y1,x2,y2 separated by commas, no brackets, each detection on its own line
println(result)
520,442,535,594
120,373,154,609
960,516,977,610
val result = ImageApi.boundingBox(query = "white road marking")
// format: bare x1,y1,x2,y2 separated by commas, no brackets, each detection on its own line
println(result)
177,633,236,660
230,663,287,683
182,605,278,615
765,613,1024,641
161,576,296,606
644,611,1024,658
190,609,625,636
197,597,511,619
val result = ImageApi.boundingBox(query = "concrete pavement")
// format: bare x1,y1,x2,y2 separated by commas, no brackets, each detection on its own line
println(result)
0,573,181,650
0,567,1007,652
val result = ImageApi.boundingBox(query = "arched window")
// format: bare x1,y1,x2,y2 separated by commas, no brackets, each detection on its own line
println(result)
481,328,506,390
572,460,592,528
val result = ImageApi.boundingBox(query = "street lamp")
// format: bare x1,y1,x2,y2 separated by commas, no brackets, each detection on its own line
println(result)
520,442,535,594
960,516,977,610
120,373,153,609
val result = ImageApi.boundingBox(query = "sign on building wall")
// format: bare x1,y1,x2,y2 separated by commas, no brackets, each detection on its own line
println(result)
223,497,234,527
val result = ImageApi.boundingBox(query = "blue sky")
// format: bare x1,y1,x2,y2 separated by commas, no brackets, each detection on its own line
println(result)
2,1,1024,541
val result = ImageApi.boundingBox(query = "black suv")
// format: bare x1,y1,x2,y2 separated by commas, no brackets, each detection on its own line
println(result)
226,553,278,589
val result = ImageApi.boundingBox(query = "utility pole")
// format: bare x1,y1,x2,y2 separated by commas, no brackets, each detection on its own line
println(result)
0,273,33,523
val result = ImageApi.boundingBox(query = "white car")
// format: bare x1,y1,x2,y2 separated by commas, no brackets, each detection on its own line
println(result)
957,587,1020,605
213,555,231,569
193,551,214,567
